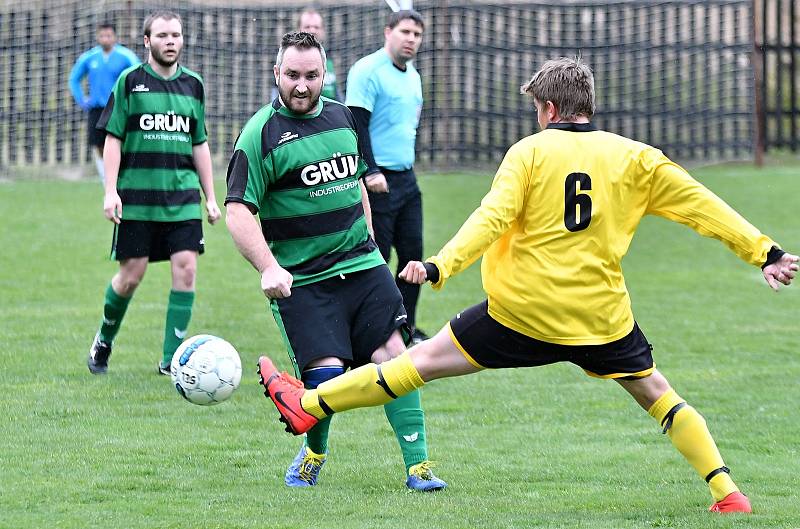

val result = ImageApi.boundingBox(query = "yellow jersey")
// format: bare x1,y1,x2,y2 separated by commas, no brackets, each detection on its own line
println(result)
428,123,776,345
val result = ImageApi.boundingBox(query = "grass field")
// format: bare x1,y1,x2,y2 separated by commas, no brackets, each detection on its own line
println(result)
1,162,799,529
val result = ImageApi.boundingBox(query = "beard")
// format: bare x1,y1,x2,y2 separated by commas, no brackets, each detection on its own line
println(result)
150,47,180,68
277,83,320,115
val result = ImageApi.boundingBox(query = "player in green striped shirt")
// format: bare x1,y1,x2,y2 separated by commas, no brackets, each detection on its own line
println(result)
226,32,446,491
88,11,220,376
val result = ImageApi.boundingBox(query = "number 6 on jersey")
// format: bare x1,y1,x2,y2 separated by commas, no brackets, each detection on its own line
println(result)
564,172,592,232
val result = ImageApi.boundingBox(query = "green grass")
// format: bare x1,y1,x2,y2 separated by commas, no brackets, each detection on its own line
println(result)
1,162,799,529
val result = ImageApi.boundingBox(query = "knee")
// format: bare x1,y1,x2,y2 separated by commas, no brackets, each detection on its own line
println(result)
173,261,197,290
115,270,143,295
371,331,407,363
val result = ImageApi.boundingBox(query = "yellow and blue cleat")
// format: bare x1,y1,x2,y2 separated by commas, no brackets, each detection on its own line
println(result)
285,444,327,487
406,461,447,491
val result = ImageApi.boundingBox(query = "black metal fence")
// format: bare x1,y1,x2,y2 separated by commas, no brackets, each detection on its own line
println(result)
756,0,800,153
0,0,789,171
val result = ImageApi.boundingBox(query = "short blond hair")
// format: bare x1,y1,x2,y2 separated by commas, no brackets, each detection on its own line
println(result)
520,57,595,120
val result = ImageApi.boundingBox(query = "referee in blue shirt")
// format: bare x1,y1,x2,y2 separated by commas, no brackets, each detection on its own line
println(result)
69,23,139,182
346,10,428,342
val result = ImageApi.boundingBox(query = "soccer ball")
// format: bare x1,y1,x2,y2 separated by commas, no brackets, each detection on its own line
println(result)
170,334,242,406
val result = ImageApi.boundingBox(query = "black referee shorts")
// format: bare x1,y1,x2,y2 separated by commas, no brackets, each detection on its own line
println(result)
88,107,107,148
449,300,655,379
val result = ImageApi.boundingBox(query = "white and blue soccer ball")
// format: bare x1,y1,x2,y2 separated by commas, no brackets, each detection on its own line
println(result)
171,334,242,406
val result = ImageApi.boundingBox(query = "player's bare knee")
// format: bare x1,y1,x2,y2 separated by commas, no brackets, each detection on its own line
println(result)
171,258,197,290
371,331,406,364
616,369,672,410
114,266,145,295
115,275,141,295
173,267,196,290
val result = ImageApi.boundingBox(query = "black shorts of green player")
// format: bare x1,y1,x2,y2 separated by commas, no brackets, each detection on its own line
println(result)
271,265,410,376
111,219,204,262
450,301,654,379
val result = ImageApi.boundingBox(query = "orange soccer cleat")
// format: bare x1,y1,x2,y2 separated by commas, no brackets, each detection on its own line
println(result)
709,491,752,514
257,356,318,435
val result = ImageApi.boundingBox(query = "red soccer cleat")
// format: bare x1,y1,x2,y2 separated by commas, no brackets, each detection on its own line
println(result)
257,356,318,435
709,491,752,513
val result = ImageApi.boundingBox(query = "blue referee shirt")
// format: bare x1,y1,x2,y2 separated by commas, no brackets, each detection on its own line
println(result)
345,48,422,171
69,45,140,109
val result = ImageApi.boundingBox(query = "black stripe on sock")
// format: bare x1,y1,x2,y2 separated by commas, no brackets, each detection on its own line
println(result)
317,396,335,416
705,466,730,482
660,401,687,434
375,365,398,398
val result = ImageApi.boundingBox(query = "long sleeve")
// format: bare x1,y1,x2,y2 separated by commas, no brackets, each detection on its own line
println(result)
349,106,379,174
69,53,89,106
428,142,530,289
645,155,776,266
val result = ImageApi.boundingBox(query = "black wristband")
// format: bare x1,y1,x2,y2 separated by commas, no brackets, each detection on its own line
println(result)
423,262,440,284
762,246,786,269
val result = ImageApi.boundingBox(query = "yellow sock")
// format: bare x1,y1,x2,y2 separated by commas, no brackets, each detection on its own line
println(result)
301,352,425,419
648,389,739,502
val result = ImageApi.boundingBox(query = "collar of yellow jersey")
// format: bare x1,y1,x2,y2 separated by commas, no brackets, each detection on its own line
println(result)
546,122,597,132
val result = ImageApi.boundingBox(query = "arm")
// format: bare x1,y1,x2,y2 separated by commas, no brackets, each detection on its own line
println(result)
68,54,89,109
350,106,387,193
646,155,777,267
102,136,123,224
401,142,530,289
192,141,220,224
225,202,293,299
359,179,374,240
645,153,797,290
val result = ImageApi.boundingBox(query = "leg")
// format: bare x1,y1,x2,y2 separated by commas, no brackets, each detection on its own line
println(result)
87,109,106,183
161,250,197,368
392,192,423,330
93,146,105,184
285,356,344,487
300,356,345,455
257,324,479,434
370,208,396,262
102,256,147,341
617,370,750,512
88,257,147,374
303,325,479,417
372,331,443,489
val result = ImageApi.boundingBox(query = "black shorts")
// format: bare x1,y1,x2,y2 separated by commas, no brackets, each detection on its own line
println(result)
449,300,655,379
271,265,409,374
88,107,107,148
111,219,204,262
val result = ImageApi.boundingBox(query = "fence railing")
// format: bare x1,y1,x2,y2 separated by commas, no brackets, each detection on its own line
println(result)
1,0,795,172
755,0,800,156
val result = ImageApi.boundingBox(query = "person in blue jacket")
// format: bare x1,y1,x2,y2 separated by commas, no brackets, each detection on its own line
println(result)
69,23,139,182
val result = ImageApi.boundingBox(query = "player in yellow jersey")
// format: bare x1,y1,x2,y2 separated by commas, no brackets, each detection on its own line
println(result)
256,57,798,513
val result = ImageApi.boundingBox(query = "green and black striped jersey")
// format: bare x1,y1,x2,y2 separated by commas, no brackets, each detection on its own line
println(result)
225,97,384,286
98,63,207,222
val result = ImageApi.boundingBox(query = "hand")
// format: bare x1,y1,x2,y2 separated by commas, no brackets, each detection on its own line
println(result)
206,201,221,225
103,191,122,224
365,172,388,193
398,261,428,284
762,252,799,291
261,263,293,299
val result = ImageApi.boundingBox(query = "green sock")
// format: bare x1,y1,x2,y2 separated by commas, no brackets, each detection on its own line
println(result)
304,417,333,454
384,389,428,471
162,290,195,366
99,283,132,344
